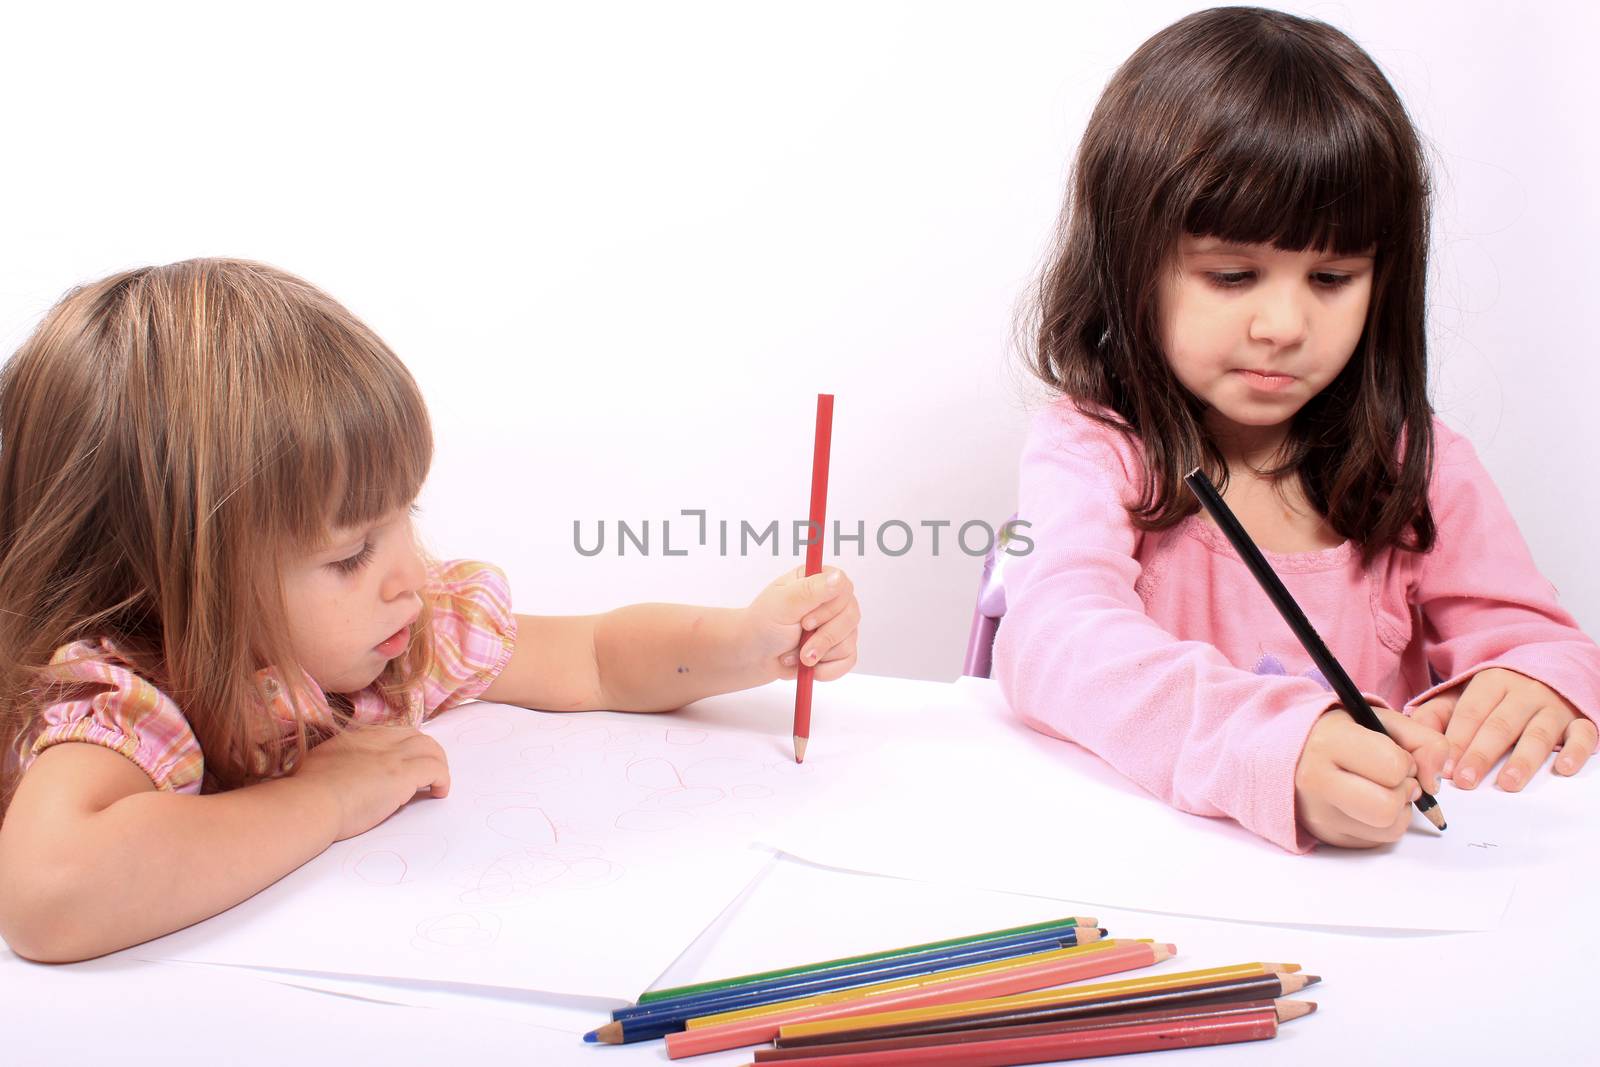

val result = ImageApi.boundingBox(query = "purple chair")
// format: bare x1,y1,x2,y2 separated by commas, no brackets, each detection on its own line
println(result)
961,518,1017,678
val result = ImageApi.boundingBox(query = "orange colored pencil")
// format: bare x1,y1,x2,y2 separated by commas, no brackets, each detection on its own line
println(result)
664,941,1172,1058
793,393,833,763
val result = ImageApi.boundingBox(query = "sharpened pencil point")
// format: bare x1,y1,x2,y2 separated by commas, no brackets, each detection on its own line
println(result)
794,735,808,763
1304,975,1321,987
583,1032,597,1043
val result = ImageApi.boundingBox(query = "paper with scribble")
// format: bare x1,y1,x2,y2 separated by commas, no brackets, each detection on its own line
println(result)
129,679,905,998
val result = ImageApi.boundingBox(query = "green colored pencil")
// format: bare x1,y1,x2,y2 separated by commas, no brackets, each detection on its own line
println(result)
634,916,1095,1005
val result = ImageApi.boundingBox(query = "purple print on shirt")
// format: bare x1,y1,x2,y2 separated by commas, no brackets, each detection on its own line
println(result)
1253,653,1332,692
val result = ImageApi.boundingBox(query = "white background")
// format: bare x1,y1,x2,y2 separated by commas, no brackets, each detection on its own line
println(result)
1,1,1594,682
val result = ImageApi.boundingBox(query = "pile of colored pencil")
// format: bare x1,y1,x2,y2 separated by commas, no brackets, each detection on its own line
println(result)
584,916,1319,1062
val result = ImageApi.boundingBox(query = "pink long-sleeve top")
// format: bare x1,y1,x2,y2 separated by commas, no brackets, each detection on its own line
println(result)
993,399,1600,852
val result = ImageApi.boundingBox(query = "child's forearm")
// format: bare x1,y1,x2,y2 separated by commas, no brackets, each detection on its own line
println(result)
592,604,768,712
2,775,338,962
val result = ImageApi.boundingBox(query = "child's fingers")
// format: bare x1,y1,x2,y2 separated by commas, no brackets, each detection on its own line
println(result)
400,734,451,797
1494,705,1571,791
1331,769,1417,833
776,638,858,680
812,638,858,681
1409,692,1457,734
1376,708,1448,793
799,603,861,666
1316,780,1414,846
798,593,857,634
1329,718,1414,790
1452,700,1537,790
1441,670,1510,775
782,568,848,618
1556,716,1599,776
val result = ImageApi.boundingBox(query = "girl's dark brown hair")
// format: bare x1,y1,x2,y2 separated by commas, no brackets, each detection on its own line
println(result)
0,259,435,809
1029,6,1435,559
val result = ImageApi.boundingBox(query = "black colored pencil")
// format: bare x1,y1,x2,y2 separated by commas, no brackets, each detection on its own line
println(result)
1184,467,1445,830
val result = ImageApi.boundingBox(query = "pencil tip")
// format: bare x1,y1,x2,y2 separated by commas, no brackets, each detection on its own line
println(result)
793,736,808,763
583,1032,597,1043
1304,975,1322,987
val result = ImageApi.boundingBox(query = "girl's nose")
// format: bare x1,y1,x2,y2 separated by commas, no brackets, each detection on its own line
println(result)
382,539,428,602
1248,282,1310,347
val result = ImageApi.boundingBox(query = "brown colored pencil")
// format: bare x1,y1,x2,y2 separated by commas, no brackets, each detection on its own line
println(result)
742,999,1315,1066
771,971,1318,1049
776,961,1301,1043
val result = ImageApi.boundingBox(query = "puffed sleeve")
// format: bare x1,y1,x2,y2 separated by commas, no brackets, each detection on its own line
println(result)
24,640,205,793
419,559,518,719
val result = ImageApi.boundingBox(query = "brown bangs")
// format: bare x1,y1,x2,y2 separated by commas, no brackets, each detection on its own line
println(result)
1178,37,1411,258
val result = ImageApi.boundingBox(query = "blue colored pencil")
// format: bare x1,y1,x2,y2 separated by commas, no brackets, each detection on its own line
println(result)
586,928,1104,1045
611,921,1095,1023
611,926,1097,1023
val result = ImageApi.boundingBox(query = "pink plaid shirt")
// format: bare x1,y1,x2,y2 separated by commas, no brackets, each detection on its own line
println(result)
19,559,517,792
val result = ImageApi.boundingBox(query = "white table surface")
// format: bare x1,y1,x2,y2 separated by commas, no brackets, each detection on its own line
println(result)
5,673,1592,1065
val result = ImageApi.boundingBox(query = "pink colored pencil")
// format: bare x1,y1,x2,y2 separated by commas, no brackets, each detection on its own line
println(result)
792,393,833,763
665,942,1173,1059
734,1002,1301,1065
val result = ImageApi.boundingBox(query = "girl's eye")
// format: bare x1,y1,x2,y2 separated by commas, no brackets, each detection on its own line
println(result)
331,541,375,575
1204,271,1355,290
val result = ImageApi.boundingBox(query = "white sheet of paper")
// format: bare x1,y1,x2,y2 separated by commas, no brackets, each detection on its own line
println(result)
134,680,903,999
761,678,1562,931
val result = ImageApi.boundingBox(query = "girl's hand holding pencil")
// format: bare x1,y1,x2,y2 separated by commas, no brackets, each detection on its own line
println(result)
745,566,860,683
1410,667,1598,791
1294,706,1449,848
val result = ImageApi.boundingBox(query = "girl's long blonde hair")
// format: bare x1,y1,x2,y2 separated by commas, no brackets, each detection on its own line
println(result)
0,259,434,808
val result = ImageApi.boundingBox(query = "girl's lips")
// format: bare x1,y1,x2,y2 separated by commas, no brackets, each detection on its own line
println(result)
1235,369,1297,392
375,626,410,658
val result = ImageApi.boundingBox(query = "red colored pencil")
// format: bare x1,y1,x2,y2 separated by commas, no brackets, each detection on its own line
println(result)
752,997,1304,1060
793,393,834,763
738,1000,1313,1066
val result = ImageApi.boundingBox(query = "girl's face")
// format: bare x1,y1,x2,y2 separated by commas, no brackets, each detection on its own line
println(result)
280,503,427,694
1158,236,1375,459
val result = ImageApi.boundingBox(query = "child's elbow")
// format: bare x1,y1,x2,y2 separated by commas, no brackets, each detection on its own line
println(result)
0,869,106,963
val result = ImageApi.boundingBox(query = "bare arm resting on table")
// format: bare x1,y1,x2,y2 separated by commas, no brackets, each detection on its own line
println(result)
0,724,449,962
